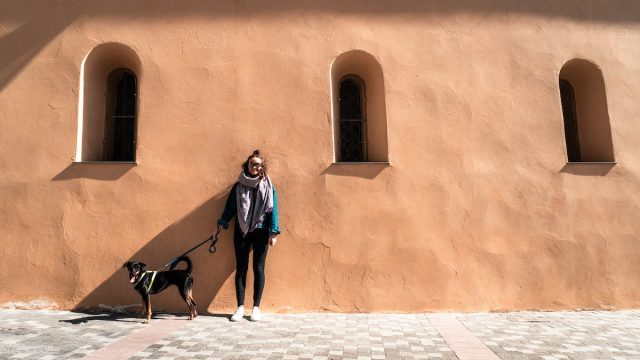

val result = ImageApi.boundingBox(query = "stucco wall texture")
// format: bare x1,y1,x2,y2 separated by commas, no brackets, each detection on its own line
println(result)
1,1,639,314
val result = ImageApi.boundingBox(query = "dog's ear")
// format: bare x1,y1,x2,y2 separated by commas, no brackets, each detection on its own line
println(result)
139,262,147,270
123,262,131,268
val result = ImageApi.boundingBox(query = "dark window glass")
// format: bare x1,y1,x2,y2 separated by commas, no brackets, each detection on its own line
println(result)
105,70,136,161
339,77,365,162
340,79,362,120
559,79,581,162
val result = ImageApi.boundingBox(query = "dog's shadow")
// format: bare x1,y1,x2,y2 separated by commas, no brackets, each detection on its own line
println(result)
72,191,238,318
59,312,138,324
59,311,233,324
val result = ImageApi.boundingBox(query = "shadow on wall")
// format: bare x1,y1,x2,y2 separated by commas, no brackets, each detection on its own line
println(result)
73,191,237,316
3,0,640,91
321,163,390,179
0,6,77,91
52,162,136,181
560,162,615,176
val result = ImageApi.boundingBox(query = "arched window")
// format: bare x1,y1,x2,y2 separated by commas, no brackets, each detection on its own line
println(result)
558,59,614,162
339,76,366,162
331,50,388,163
105,69,137,161
76,43,140,162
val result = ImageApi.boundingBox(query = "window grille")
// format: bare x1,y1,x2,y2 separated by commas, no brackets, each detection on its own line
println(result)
339,76,367,162
105,70,136,161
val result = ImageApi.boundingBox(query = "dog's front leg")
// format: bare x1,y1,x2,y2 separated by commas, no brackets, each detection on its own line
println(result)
138,294,147,319
138,297,146,319
144,295,152,324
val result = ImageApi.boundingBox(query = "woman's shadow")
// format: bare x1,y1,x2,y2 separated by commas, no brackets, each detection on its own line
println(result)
71,191,238,321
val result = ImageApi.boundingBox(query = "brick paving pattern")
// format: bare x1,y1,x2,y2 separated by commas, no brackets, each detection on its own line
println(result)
460,311,640,360
0,309,144,359
128,314,456,360
0,309,638,359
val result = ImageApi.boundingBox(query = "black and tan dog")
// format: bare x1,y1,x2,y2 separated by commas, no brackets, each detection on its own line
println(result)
123,256,197,323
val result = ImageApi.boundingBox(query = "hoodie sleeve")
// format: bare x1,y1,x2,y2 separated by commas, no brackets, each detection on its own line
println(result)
217,183,238,229
269,186,281,235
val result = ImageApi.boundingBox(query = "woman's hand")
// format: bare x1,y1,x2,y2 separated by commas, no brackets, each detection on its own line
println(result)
269,234,277,246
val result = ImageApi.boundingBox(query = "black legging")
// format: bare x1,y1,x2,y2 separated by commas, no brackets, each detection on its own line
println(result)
233,224,269,307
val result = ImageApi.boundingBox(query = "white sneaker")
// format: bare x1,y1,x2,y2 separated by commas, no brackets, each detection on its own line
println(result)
230,306,244,322
250,306,262,322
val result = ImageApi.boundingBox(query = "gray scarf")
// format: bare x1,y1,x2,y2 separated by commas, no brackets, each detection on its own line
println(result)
236,171,274,237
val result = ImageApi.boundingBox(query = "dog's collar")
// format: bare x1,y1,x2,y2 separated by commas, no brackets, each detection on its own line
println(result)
134,271,158,292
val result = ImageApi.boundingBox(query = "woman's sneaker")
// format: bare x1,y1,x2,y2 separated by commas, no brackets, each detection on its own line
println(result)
250,306,262,322
230,306,244,322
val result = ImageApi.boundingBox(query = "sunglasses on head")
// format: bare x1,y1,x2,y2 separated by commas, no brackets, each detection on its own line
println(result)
249,162,263,169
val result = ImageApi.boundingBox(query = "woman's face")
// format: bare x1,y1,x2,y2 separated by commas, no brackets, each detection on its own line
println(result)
247,156,263,176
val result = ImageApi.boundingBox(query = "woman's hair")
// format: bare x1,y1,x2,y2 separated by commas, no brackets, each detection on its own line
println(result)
242,149,268,176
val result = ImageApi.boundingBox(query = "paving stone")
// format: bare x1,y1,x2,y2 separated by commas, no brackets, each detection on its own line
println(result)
0,310,639,359
460,311,640,360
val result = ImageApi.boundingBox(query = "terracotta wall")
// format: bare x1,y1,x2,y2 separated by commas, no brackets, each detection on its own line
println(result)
1,0,639,313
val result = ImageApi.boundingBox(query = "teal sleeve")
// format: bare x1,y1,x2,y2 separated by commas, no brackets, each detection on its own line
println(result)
218,183,238,229
270,187,281,235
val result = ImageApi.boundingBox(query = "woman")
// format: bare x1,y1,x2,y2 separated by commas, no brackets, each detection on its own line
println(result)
217,150,280,322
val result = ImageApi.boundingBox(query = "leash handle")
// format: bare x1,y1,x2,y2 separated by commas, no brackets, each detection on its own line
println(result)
208,228,221,254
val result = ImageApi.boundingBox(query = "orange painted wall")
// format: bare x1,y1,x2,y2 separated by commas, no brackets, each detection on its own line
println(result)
1,0,639,313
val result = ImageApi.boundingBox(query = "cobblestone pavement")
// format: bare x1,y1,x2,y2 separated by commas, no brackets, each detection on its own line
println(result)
0,309,638,359
462,311,640,360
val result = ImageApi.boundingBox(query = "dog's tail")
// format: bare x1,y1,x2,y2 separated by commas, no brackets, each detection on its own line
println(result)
169,256,192,274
